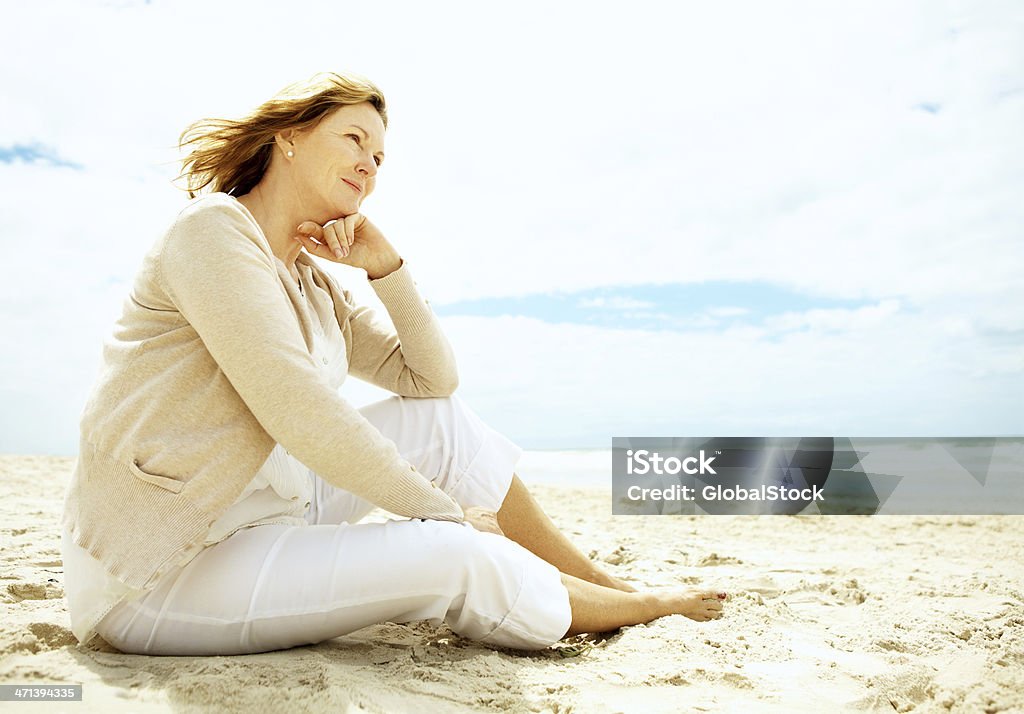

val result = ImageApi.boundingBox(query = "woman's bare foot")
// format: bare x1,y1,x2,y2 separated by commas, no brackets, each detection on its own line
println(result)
560,574,728,637
649,589,727,622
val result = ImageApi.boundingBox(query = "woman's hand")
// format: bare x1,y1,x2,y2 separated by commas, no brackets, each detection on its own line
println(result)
293,212,403,280
461,506,505,536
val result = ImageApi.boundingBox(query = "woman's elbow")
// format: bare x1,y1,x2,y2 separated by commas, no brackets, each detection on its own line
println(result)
404,370,458,397
434,372,459,397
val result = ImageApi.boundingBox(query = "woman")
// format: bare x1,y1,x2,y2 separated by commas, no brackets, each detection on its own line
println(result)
60,71,727,656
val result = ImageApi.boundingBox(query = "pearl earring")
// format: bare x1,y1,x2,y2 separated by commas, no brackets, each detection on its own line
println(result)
287,150,294,158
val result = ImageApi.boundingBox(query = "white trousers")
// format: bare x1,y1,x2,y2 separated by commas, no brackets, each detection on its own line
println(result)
95,394,573,655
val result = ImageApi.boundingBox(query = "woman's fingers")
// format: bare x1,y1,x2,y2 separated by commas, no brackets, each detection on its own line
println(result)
463,506,505,536
296,221,324,240
295,217,363,262
293,232,321,256
295,223,326,255
323,222,348,259
485,513,504,536
296,220,346,260
343,214,358,249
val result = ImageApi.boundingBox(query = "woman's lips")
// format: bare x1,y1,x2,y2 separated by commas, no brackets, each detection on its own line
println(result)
342,179,362,193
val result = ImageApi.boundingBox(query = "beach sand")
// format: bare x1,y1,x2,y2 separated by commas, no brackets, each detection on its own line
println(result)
1,453,1022,713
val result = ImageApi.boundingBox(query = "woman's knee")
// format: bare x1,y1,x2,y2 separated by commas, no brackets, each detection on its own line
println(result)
411,521,517,584
433,523,530,593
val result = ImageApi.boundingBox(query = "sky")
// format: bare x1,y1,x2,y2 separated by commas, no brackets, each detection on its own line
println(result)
0,0,1021,455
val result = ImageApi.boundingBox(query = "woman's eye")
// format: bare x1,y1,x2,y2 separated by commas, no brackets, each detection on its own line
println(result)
347,134,381,166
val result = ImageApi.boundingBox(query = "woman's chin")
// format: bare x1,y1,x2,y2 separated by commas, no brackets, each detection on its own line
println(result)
332,206,358,219
315,202,357,223
331,194,361,217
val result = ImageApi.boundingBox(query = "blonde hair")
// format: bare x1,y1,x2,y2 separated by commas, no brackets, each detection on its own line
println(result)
175,71,388,199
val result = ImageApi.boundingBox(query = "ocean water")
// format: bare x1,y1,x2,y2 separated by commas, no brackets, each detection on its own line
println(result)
516,449,611,488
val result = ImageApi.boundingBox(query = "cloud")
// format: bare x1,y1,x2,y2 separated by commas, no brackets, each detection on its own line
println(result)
578,296,656,310
763,299,903,333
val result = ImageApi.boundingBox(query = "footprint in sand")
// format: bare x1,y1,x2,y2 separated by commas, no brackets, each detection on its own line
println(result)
697,552,744,567
5,581,64,601
1,622,77,655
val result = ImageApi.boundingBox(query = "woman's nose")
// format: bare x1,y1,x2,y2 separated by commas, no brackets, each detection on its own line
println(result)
357,156,377,177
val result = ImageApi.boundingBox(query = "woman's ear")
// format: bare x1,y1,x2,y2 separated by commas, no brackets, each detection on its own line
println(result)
273,128,299,158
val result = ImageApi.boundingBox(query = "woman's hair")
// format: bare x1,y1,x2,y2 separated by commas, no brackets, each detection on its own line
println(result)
175,71,387,199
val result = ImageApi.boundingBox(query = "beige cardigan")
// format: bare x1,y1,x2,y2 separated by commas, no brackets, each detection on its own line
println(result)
61,192,465,591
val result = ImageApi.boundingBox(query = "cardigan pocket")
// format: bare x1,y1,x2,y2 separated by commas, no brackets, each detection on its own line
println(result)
128,458,185,494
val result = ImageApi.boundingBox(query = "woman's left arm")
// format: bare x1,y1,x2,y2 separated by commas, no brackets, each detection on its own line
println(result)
296,215,459,397
350,260,459,396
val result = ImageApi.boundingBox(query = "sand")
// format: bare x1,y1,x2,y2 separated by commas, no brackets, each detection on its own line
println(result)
1,453,1022,713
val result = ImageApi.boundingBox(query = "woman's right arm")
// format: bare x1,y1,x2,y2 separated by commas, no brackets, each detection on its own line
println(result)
158,200,463,522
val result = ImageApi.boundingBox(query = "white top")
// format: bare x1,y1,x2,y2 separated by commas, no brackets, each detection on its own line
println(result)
62,269,348,647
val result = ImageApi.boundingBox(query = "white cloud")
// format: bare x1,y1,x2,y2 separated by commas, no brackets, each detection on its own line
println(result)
763,299,903,332
578,296,656,310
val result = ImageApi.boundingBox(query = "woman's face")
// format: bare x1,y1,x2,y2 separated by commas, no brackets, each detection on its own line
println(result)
286,101,385,220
